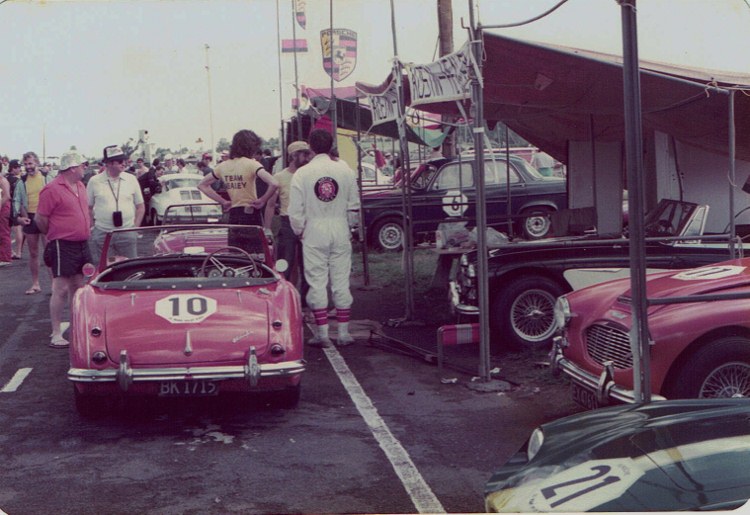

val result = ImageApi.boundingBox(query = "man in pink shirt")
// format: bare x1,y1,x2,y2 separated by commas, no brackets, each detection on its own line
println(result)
36,152,92,348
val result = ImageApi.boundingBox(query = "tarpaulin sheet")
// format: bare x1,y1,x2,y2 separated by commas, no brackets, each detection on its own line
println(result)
357,32,750,163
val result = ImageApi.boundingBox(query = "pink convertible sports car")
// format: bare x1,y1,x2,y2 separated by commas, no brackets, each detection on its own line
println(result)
68,224,304,416
552,258,750,409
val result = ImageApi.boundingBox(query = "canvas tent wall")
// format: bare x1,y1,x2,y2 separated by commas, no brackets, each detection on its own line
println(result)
358,32,750,235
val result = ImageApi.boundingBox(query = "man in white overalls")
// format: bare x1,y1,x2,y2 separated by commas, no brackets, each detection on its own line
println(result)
289,129,360,348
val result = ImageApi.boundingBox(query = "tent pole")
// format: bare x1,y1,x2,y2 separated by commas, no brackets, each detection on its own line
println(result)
620,0,651,404
389,0,415,321
355,96,371,286
468,7,492,385
730,89,737,259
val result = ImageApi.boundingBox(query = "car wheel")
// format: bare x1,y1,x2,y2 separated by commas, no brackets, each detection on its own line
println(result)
521,208,553,240
491,275,566,350
372,217,403,252
74,387,108,418
669,336,750,399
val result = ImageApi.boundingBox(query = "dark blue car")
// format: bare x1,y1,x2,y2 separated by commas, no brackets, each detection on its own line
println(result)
360,154,568,251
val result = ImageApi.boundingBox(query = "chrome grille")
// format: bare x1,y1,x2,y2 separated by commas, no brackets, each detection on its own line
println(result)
585,324,633,369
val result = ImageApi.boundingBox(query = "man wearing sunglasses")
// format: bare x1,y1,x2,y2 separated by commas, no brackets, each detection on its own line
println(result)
86,145,144,264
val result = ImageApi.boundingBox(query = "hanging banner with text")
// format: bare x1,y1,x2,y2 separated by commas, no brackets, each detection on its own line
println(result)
366,79,399,126
405,41,474,106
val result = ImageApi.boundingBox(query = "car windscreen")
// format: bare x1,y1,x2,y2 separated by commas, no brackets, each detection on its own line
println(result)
432,159,520,190
165,178,201,190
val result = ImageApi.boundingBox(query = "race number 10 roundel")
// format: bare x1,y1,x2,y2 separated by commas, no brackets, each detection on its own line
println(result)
155,294,218,324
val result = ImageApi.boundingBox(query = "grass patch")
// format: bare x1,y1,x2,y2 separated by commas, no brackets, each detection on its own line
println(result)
352,246,438,291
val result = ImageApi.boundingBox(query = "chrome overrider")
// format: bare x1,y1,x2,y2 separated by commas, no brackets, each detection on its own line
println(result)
550,334,665,405
68,346,306,392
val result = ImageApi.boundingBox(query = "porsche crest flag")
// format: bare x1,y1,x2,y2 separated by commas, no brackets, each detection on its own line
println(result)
294,0,306,29
321,28,357,82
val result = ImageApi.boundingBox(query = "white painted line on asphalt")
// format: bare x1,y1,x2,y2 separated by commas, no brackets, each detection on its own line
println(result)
323,347,445,514
1,368,33,393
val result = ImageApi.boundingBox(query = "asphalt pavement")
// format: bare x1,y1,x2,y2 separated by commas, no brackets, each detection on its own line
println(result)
0,253,580,514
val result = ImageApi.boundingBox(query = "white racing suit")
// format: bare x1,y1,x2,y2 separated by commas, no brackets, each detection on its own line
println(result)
289,153,360,344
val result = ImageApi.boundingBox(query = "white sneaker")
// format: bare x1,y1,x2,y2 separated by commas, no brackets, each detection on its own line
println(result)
307,335,332,348
336,334,355,347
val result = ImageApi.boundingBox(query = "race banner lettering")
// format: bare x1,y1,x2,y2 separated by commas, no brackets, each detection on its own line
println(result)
294,0,306,29
406,41,473,106
321,28,357,82
367,79,399,126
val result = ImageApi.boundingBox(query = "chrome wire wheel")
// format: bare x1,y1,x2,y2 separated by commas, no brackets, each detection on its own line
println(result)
699,362,750,398
509,288,557,343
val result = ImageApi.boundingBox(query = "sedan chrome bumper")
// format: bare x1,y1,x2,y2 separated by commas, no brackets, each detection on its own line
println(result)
69,348,305,392
550,336,665,405
449,281,479,316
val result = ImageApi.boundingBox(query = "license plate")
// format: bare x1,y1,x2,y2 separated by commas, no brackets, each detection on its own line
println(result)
571,381,600,410
158,380,218,397
189,206,203,213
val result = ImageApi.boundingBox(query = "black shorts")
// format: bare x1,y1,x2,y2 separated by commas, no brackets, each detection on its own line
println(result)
22,213,42,235
44,239,92,278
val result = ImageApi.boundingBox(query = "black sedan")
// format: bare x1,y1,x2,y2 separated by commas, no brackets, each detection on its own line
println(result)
450,199,736,350
485,399,750,512
360,154,567,251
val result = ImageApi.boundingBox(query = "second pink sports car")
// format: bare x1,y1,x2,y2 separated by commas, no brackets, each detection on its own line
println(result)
552,258,750,409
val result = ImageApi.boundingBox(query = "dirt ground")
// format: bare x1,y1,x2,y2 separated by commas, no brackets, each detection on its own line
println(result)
345,247,582,421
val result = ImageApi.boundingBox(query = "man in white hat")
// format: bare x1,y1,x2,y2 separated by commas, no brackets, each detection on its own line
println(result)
87,145,145,264
268,141,312,290
35,151,92,348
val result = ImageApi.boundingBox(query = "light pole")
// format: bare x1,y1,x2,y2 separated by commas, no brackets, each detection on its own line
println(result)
204,44,216,162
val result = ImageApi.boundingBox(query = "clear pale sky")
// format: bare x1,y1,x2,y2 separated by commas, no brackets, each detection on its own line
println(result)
1,0,749,161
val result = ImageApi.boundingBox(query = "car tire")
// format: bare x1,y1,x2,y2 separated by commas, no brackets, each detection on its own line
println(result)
371,217,403,252
668,336,750,399
521,208,553,240
491,275,566,351
74,387,108,418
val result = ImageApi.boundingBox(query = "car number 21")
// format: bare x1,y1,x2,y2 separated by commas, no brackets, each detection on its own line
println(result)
155,294,218,324
523,459,642,512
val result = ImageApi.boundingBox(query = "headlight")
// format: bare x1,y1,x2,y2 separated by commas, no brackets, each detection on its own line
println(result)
554,296,571,330
526,427,544,461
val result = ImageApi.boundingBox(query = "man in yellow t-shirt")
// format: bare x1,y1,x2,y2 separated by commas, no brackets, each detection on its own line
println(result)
198,129,278,227
13,151,51,294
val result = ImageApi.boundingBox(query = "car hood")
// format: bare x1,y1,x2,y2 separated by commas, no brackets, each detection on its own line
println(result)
102,289,270,365
486,400,750,512
619,259,750,304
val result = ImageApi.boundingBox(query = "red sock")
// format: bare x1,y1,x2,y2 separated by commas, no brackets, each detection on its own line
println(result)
313,309,328,326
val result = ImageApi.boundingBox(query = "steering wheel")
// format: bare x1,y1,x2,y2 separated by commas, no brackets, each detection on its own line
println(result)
199,246,260,279
648,219,675,236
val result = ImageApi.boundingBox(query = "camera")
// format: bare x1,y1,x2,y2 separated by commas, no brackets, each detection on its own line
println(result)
113,211,123,227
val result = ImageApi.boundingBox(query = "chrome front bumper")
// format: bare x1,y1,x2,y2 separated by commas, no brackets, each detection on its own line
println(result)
448,281,479,316
550,336,665,405
69,348,305,392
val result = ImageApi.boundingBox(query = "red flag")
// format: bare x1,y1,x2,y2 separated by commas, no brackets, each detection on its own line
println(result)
282,39,308,53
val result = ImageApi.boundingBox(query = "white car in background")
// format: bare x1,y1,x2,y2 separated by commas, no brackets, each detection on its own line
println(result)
148,173,222,225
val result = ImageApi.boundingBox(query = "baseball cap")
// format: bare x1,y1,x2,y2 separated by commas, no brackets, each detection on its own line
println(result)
59,152,84,171
103,145,126,162
287,141,310,154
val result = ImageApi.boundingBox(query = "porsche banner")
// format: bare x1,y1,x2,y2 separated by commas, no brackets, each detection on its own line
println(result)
405,41,475,106
321,28,357,82
294,0,306,29
367,79,399,126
